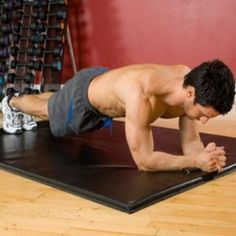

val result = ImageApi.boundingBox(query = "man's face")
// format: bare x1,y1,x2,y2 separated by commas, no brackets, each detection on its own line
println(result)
185,102,220,124
183,86,220,124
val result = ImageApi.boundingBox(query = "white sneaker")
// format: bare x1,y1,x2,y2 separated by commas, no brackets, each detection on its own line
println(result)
1,96,22,134
22,113,37,131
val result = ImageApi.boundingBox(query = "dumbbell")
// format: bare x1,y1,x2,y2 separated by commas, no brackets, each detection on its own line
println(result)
23,87,40,95
0,74,5,85
1,0,22,10
0,24,11,34
34,47,63,57
10,60,62,71
27,0,67,8
0,12,10,22
13,22,65,33
2,0,67,10
31,89,40,94
1,1,14,10
0,92,4,102
16,11,67,20
10,46,63,57
0,48,9,58
5,87,38,95
1,0,66,10
33,11,67,20
0,35,10,46
13,34,64,44
7,73,34,84
0,61,8,72
6,87,17,96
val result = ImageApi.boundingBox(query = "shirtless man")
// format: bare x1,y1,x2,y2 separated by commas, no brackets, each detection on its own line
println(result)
2,59,235,172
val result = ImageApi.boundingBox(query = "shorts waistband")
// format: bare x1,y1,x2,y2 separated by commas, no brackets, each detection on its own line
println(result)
79,67,109,117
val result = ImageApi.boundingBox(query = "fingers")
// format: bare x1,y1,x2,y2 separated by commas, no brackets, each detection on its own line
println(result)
216,164,224,172
209,163,219,172
209,155,226,172
206,142,216,151
210,149,226,156
215,158,226,167
209,159,225,168
217,155,226,162
198,144,227,173
208,161,224,172
209,152,226,163
205,143,225,152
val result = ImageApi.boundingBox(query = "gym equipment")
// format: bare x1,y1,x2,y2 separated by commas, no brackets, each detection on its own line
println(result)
0,0,68,93
24,0,67,8
31,88,40,94
0,61,8,72
2,0,22,10
0,12,10,22
13,34,64,44
2,86,39,95
0,35,10,46
0,92,4,101
10,60,62,71
0,121,235,213
7,73,34,84
1,0,65,10
22,87,31,94
67,24,77,73
10,46,63,57
5,87,17,96
22,87,40,94
13,22,65,33
16,11,67,20
0,75,4,101
0,48,9,58
2,1,13,10
0,24,11,34
0,75,5,85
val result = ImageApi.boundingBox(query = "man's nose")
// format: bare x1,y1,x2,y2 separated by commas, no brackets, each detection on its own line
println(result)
200,116,209,124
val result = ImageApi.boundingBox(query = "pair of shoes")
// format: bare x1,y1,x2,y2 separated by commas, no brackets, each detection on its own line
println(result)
22,113,38,131
1,95,37,134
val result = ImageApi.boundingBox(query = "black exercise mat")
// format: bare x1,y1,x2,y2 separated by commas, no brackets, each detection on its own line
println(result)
0,121,235,213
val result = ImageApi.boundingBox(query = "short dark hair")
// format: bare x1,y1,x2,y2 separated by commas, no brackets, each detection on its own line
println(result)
183,59,235,114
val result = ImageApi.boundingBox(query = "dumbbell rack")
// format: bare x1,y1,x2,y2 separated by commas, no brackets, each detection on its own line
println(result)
0,0,68,98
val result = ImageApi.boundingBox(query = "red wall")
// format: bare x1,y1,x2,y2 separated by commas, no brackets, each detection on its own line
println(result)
62,0,236,82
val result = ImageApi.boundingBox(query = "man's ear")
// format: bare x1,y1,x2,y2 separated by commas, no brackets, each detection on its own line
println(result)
186,86,195,100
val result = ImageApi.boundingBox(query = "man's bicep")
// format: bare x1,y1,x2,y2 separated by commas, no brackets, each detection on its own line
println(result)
124,93,155,167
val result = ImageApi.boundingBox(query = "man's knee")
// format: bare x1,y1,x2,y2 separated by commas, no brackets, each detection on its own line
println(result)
36,97,50,120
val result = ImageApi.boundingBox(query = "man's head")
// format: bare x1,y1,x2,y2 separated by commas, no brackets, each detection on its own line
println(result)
183,59,235,117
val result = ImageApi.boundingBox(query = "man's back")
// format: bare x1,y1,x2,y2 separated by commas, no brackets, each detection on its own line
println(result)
88,64,190,120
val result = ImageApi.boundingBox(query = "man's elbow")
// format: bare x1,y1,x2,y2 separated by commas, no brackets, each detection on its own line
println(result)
135,158,156,172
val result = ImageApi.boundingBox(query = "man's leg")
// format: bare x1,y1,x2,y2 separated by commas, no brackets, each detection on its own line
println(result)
1,92,54,134
9,92,54,120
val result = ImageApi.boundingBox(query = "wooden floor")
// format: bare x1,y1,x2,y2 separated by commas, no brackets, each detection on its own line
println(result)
0,106,235,236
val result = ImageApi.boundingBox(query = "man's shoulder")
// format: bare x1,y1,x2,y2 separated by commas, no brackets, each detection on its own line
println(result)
141,64,191,78
173,64,191,76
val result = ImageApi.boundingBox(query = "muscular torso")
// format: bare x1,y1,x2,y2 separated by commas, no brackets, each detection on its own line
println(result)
86,64,210,172
88,64,189,121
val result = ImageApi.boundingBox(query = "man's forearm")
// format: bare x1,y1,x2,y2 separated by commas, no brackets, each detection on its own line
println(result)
182,139,204,156
179,116,204,156
137,151,196,172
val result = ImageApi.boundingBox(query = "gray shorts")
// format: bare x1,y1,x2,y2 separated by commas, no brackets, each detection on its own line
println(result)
48,67,112,137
